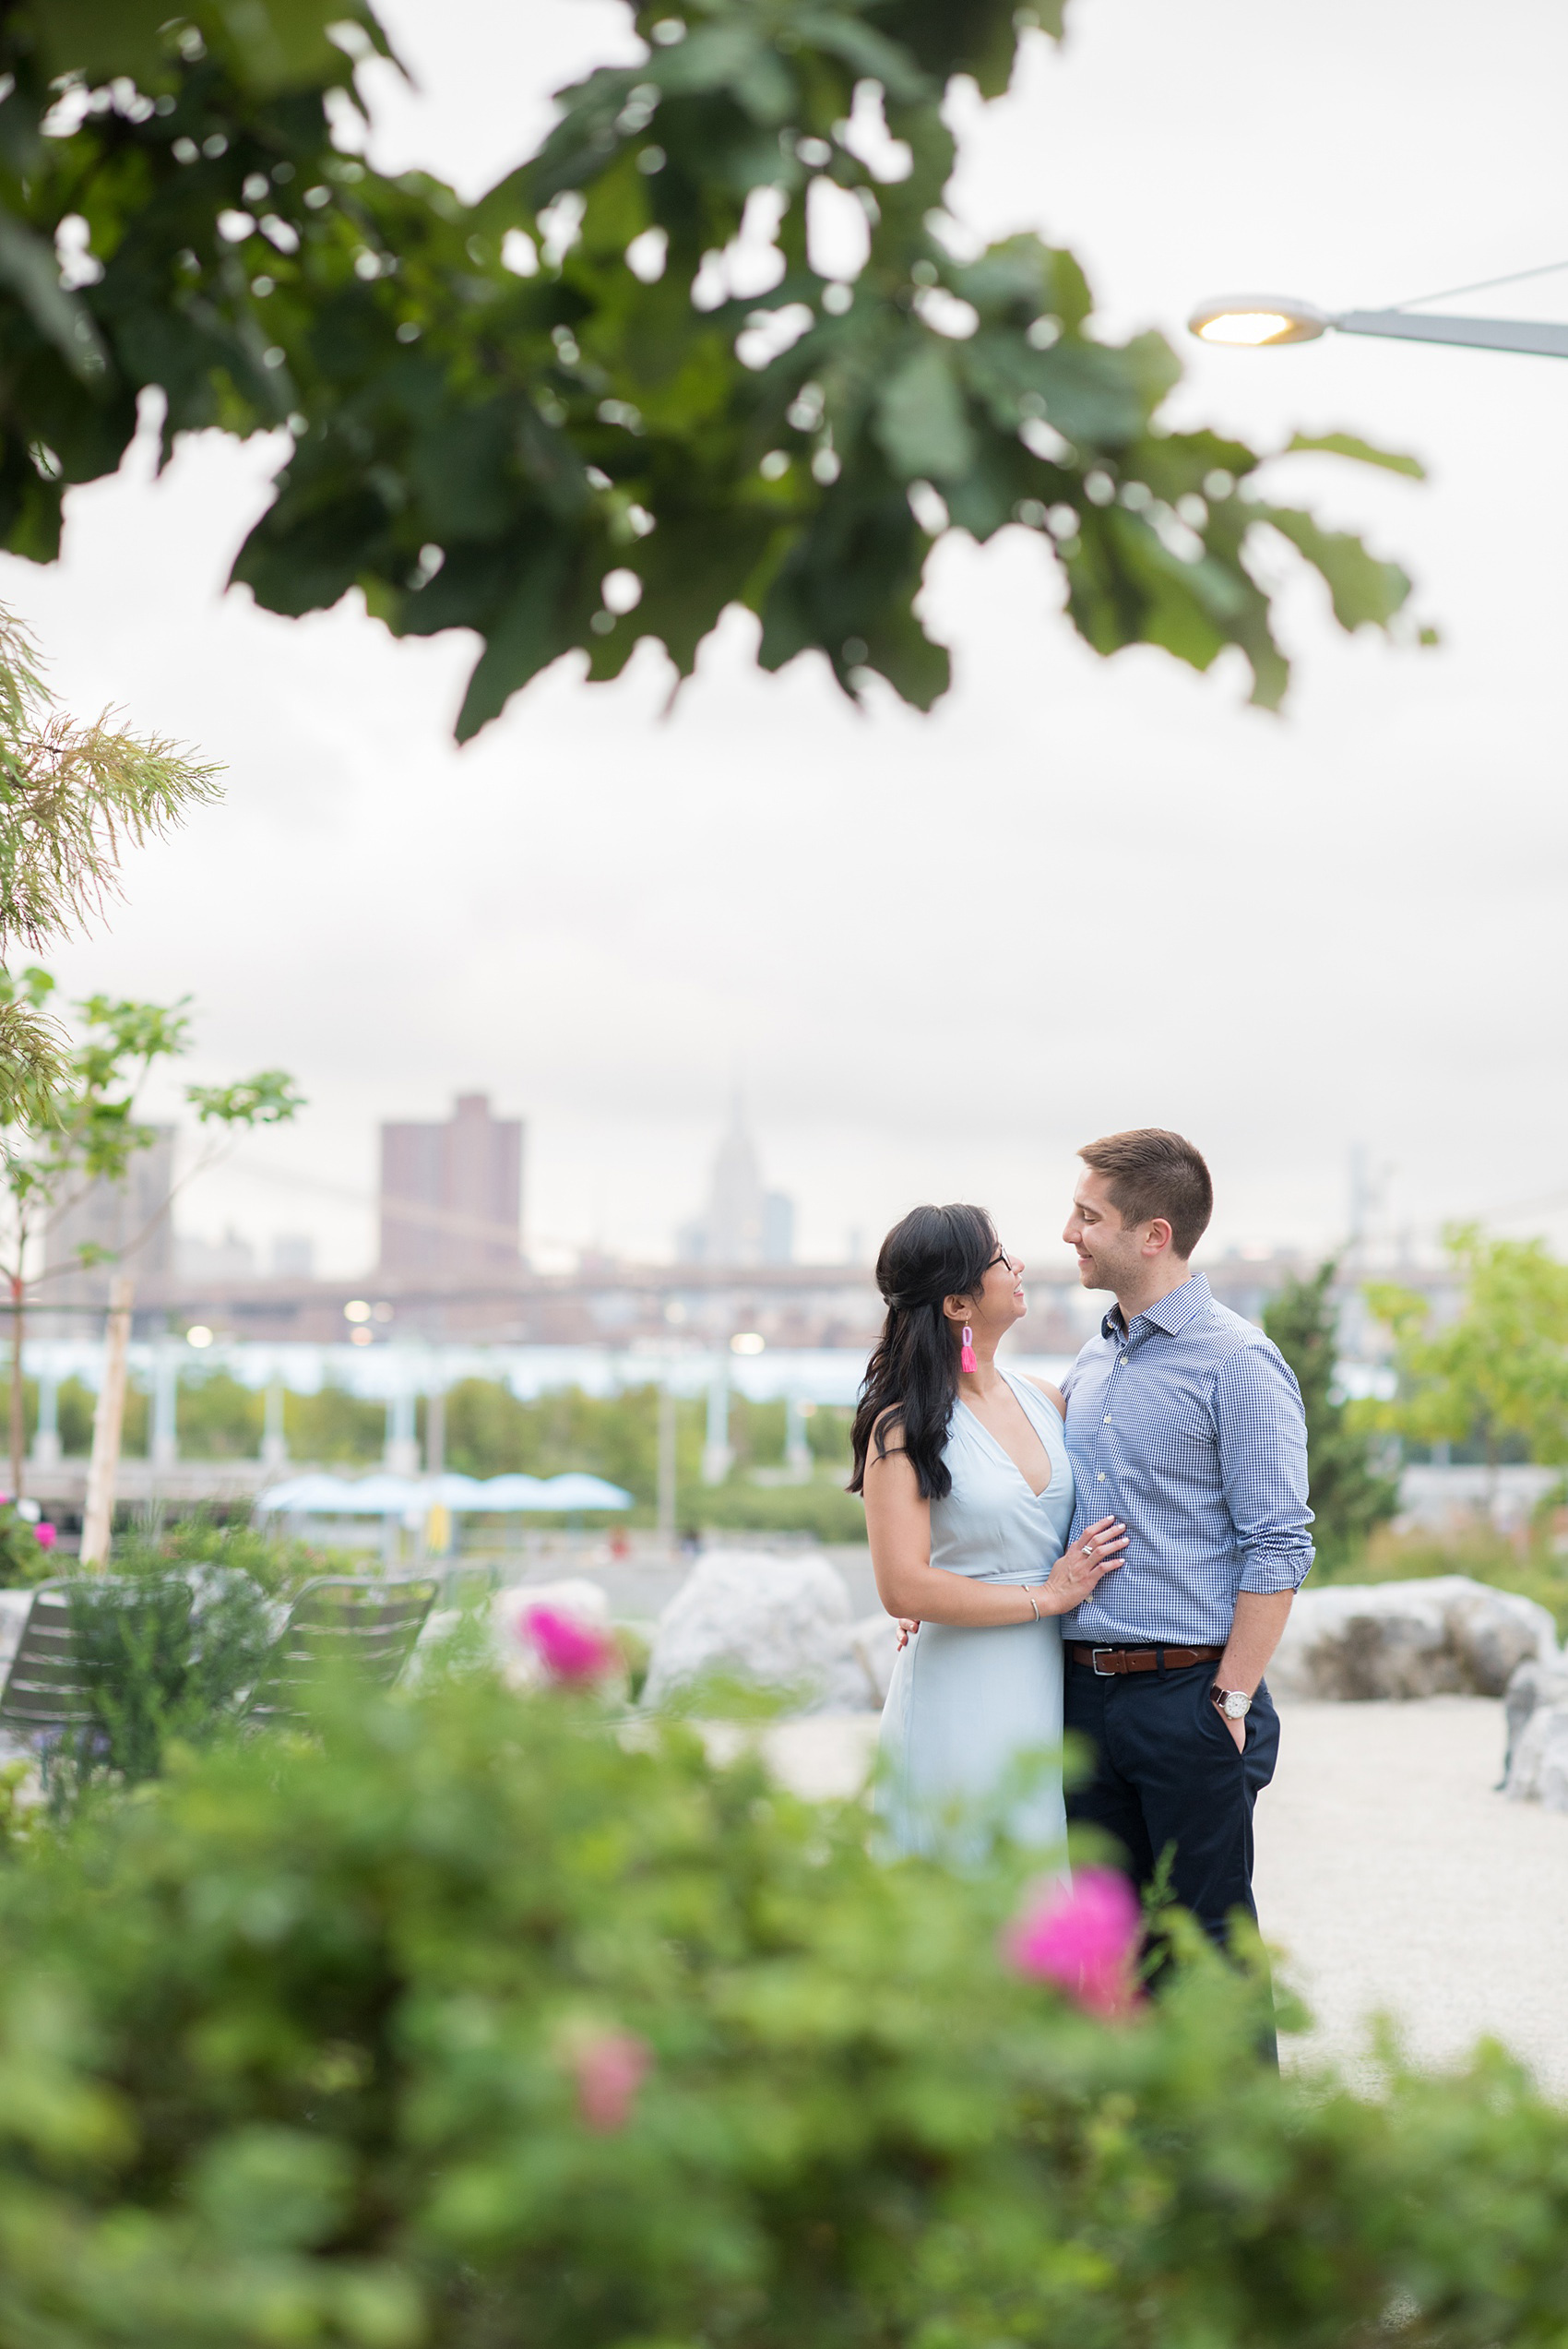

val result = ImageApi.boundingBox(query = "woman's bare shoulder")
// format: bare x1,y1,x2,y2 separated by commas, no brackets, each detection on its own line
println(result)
1018,1375,1066,1421
863,1402,909,1467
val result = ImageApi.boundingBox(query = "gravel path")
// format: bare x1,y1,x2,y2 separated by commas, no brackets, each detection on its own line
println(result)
746,1697,1568,2099
1255,1697,1568,2096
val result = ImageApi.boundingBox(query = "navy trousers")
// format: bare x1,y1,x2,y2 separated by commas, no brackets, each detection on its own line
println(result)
1063,1655,1280,1946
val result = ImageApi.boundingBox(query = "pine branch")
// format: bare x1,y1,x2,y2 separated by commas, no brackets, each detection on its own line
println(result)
0,996,67,1127
0,604,223,952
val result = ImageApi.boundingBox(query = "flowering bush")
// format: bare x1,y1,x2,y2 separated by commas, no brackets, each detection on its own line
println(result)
522,1602,618,1684
564,2024,654,2132
0,1491,58,1584
1004,1866,1144,2016
0,1667,1566,2348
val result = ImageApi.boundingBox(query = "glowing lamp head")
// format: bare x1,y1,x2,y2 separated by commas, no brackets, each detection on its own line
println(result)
1187,294,1328,347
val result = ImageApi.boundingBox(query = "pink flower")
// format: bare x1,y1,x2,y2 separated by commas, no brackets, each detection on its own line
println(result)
33,1522,56,1549
1004,1868,1143,2018
570,2029,652,2132
521,1604,616,1684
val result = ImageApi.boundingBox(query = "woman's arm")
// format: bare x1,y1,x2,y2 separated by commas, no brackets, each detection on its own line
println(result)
863,1434,1127,1627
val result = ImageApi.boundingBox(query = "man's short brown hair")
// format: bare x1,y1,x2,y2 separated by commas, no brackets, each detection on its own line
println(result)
1077,1128,1213,1259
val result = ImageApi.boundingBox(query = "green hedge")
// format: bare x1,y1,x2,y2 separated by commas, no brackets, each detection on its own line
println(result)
1,1664,1567,2348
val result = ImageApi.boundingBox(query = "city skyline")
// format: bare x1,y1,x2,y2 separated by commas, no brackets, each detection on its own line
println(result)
13,0,1568,1283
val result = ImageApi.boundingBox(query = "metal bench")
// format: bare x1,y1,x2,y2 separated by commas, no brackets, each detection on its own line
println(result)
245,1572,440,1724
0,1578,195,1744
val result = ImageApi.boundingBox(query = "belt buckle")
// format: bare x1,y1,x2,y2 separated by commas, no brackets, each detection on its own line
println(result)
1090,1647,1118,1677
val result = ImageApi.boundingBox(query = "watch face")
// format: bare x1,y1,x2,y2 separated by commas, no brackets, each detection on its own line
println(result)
1223,1692,1249,1719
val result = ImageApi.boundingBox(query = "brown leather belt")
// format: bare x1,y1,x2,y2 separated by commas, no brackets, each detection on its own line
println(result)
1069,1642,1224,1675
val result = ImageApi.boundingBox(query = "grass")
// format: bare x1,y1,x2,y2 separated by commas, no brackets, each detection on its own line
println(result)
685,1473,867,1544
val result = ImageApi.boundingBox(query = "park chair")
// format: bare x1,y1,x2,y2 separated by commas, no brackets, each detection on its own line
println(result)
245,1572,439,1724
0,1578,194,1744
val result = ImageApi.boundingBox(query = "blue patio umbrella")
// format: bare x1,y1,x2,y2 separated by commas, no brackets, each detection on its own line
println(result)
529,1473,634,1511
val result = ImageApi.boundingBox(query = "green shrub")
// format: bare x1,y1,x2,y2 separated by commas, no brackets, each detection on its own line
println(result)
693,1473,868,1544
45,1530,369,1798
1328,1521,1568,1634
2,1670,1568,2348
173,1372,266,1458
113,1516,354,1599
284,1384,386,1465
53,1558,279,1799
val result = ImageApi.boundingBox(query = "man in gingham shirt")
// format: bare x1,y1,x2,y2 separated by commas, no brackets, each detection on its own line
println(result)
1059,1128,1313,1957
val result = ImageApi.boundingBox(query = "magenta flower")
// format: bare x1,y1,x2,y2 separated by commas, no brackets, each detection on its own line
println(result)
521,1604,616,1684
1004,1867,1143,2018
570,2029,652,2132
33,1522,56,1549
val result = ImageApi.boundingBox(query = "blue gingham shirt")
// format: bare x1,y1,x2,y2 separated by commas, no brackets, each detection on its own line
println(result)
1061,1272,1313,1646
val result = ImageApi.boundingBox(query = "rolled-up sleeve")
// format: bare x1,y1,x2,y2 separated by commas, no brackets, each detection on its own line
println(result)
1211,1344,1315,1593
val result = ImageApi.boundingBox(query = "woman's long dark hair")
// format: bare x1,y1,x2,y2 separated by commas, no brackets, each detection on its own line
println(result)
849,1203,997,1501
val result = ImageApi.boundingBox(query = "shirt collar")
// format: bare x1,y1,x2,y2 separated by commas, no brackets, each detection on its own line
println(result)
1101,1270,1212,1342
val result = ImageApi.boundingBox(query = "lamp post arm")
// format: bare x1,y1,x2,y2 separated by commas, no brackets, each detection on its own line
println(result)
1335,310,1568,359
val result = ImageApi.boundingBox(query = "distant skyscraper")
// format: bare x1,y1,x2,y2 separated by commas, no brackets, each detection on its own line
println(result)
175,1227,258,1282
378,1094,524,1282
679,1100,794,1267
271,1234,315,1281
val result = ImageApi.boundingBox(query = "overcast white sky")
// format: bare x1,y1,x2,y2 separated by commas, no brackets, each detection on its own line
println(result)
10,0,1568,1278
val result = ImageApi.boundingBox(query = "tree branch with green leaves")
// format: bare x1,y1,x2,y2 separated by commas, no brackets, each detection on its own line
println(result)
0,0,1429,745
1360,1224,1568,1483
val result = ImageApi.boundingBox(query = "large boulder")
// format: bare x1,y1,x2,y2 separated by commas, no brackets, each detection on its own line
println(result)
1503,1655,1568,1806
1505,1698,1568,1812
642,1549,875,1714
850,1611,901,1708
1269,1576,1557,1703
1503,1655,1568,1777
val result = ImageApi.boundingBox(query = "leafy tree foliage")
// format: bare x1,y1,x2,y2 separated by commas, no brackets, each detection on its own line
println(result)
1,1669,1567,2347
0,0,1423,741
0,604,220,1118
1364,1224,1568,1474
0,975,302,1494
1263,1258,1397,1572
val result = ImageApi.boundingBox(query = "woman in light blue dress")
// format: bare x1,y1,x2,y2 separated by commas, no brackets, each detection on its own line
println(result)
852,1204,1127,1859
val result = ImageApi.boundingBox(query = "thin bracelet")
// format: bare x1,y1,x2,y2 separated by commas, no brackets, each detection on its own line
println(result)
1024,1587,1040,1621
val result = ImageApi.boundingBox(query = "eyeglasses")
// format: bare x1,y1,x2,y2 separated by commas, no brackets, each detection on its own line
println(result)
985,1247,1021,1276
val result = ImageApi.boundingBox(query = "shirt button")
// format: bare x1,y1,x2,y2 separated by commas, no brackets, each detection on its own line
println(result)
1103,1415,1111,1424
1119,1354,1128,1365
1097,1472,1105,1483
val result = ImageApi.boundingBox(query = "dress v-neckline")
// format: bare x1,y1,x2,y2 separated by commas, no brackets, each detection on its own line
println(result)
956,1371,1058,1500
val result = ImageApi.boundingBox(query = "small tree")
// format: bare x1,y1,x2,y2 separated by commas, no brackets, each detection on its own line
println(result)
0,601,220,1115
1361,1223,1568,1490
1263,1258,1398,1572
0,972,302,1499
0,597,242,1504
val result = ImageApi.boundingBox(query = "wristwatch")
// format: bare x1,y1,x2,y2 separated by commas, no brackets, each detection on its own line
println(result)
1211,1685,1252,1722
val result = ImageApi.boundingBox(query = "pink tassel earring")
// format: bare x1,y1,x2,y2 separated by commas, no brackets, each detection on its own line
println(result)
959,1324,977,1375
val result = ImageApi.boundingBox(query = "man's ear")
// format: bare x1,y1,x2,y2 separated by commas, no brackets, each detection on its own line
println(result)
1142,1218,1173,1259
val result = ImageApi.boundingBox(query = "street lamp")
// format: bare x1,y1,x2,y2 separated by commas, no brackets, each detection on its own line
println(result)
1189,293,1568,360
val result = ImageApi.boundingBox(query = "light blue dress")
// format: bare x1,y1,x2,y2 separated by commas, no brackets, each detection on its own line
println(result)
877,1372,1075,1860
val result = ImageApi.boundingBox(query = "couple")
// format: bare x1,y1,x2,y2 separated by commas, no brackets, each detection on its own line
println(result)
855,1127,1313,1948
